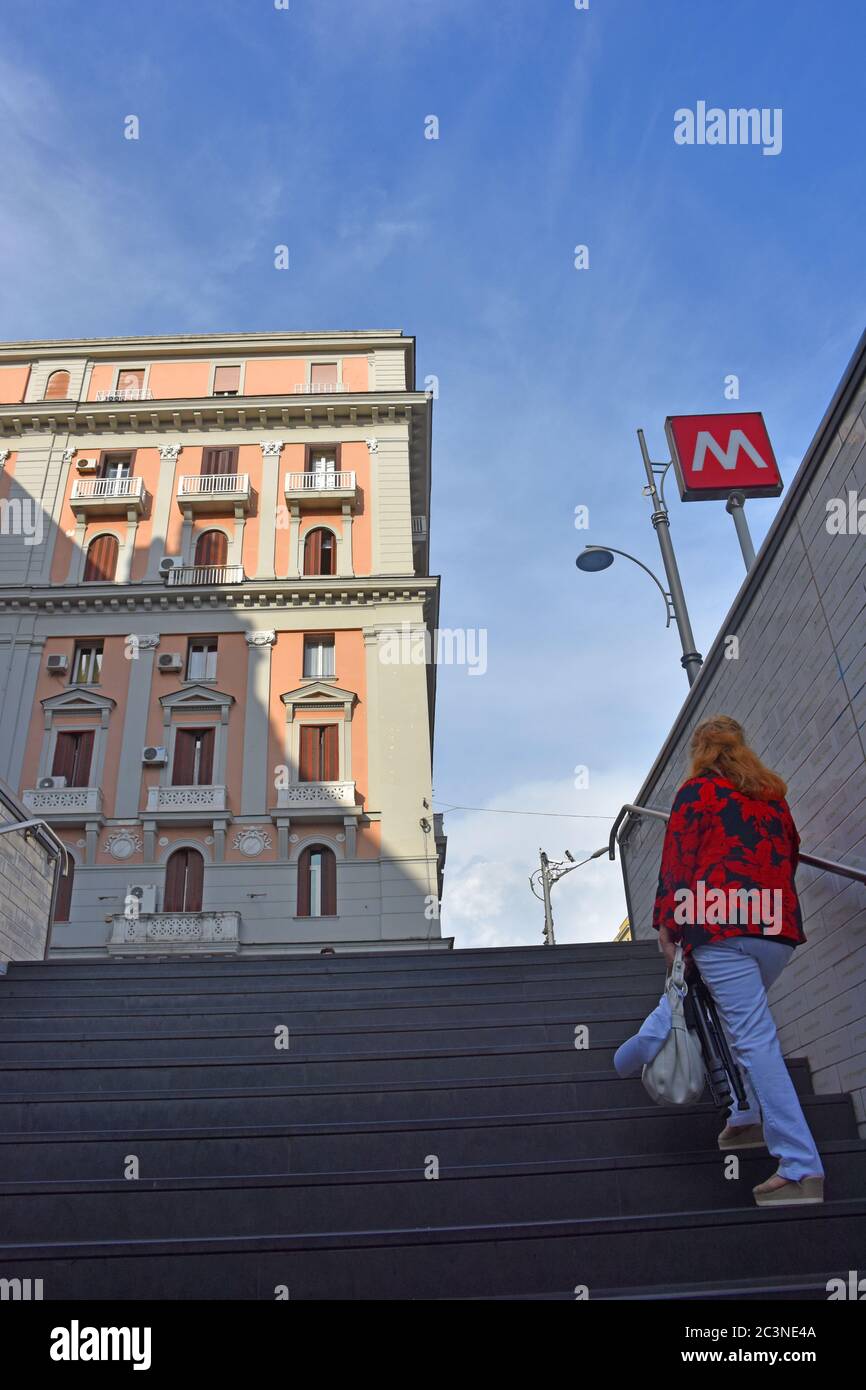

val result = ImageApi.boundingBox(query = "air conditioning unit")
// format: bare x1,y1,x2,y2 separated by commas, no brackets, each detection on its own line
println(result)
46,654,68,675
157,653,183,673
126,884,157,915
142,745,168,764
38,775,67,789
159,556,180,575
76,458,99,473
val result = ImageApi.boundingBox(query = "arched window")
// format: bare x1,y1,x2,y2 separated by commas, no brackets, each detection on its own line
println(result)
164,847,204,913
83,533,118,582
303,528,336,576
297,844,337,918
53,854,75,923
44,370,70,400
194,529,228,568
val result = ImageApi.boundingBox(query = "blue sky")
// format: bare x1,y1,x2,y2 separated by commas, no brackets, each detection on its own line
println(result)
1,0,864,946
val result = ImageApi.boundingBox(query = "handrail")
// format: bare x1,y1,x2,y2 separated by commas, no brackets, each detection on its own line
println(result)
609,802,866,885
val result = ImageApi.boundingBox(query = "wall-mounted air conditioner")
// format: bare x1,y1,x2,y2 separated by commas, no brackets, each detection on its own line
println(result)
76,458,99,473
142,746,168,764
126,884,157,916
46,654,68,675
159,557,180,575
157,653,183,673
38,775,67,789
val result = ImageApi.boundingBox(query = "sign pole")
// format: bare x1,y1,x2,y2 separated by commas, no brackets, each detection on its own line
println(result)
637,429,704,686
725,490,757,570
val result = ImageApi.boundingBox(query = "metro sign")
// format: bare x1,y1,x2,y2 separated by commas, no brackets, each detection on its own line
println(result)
665,412,783,502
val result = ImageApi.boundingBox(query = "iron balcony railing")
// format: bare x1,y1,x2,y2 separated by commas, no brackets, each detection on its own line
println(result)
165,564,245,586
178,473,250,495
94,388,154,402
292,382,348,394
70,476,145,499
285,470,355,491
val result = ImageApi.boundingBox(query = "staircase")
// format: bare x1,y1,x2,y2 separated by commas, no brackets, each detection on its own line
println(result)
0,941,864,1300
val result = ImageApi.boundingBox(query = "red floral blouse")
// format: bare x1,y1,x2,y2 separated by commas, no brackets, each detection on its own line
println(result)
651,773,805,952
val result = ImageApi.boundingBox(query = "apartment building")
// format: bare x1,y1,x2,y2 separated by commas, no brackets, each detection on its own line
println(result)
0,331,447,956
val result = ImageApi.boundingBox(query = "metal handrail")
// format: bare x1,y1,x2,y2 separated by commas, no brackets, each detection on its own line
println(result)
609,801,866,885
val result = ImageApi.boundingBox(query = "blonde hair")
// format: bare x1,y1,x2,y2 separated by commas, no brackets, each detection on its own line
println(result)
688,714,787,801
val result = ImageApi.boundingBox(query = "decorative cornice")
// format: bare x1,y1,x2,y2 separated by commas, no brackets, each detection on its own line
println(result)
0,576,439,616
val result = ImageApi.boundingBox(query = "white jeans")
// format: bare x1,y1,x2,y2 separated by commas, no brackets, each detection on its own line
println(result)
692,936,824,1182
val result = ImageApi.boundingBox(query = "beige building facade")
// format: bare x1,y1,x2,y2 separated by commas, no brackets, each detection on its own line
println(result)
0,330,447,956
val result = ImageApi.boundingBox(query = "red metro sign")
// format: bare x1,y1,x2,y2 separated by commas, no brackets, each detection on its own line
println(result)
665,412,783,502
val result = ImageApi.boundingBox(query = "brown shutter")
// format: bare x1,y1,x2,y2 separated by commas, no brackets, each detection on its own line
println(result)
299,724,318,782
197,728,215,785
72,730,94,787
185,849,204,912
194,530,228,566
172,729,194,784
83,534,118,581
322,724,339,781
201,447,238,476
44,370,70,400
213,365,240,395
321,848,337,915
333,444,342,471
164,849,186,912
53,855,75,923
303,529,321,576
303,444,313,473
52,732,76,781
297,846,311,917
321,532,336,575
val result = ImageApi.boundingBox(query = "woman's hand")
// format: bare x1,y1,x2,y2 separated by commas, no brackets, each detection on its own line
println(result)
657,924,679,973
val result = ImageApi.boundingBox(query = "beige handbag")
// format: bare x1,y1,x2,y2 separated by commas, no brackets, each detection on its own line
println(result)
642,945,706,1105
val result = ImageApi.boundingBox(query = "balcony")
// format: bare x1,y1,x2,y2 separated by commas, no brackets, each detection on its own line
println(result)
165,565,245,587
108,910,240,956
94,388,154,402
292,383,349,394
176,472,252,513
412,515,428,540
284,470,358,508
70,476,146,514
277,781,357,812
23,786,103,819
145,784,227,817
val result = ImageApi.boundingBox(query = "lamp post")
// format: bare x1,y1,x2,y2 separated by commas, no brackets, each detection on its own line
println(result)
530,845,609,945
576,429,704,687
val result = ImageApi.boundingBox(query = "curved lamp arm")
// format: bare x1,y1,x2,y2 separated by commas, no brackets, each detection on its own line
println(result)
580,545,674,628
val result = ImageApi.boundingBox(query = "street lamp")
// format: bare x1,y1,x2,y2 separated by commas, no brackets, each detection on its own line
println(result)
575,429,704,686
530,845,609,945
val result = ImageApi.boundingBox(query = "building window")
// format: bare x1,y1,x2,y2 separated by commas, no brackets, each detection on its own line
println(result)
213,365,241,396
82,534,118,582
187,638,218,681
303,635,335,679
304,445,341,486
309,362,339,391
44,370,71,401
194,530,228,568
52,730,94,787
297,844,336,917
116,369,145,398
201,446,238,476
303,528,336,576
53,855,75,923
99,451,133,479
172,727,215,786
70,641,104,685
164,847,204,913
298,723,339,782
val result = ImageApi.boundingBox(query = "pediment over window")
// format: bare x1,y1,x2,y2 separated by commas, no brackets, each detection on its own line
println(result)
159,684,235,713
281,682,357,721
42,688,116,715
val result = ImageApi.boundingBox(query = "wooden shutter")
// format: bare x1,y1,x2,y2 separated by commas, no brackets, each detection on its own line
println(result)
71,730,94,787
297,846,311,917
322,724,339,781
194,530,228,567
321,532,336,575
320,848,337,915
299,724,318,782
303,529,322,576
164,849,186,912
52,732,76,782
197,728,215,785
83,534,118,581
213,365,240,394
201,447,238,476
172,728,195,784
44,370,70,400
310,363,338,387
185,849,204,911
53,856,75,923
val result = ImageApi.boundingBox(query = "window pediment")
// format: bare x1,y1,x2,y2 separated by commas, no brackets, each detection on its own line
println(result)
42,688,116,715
281,682,356,721
159,684,234,714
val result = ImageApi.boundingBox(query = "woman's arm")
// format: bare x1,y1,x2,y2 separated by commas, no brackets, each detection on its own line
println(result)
652,780,704,967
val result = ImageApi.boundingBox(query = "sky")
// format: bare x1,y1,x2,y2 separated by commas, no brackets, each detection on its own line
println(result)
0,0,863,948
